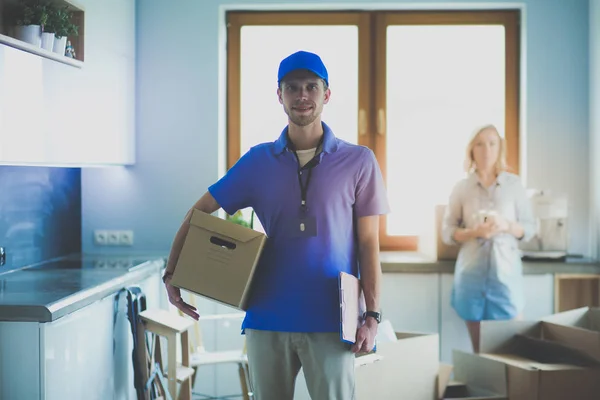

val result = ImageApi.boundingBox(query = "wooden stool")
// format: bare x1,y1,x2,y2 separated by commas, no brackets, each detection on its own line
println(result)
140,309,195,400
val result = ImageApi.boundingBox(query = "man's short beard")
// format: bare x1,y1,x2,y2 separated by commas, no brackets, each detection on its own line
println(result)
284,103,321,126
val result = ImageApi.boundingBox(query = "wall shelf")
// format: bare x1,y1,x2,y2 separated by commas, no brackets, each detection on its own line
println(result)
0,33,82,68
0,0,85,67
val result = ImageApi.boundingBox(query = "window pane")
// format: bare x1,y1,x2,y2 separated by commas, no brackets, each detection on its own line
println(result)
385,25,506,237
240,26,359,156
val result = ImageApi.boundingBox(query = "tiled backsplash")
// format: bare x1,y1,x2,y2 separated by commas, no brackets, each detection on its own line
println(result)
0,167,81,272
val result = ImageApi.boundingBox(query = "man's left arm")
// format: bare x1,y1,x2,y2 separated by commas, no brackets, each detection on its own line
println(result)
352,214,381,353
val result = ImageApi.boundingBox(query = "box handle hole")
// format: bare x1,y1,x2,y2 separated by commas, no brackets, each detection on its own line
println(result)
210,236,236,250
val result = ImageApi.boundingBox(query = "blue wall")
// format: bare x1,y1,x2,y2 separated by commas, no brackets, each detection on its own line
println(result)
81,0,592,256
0,167,81,272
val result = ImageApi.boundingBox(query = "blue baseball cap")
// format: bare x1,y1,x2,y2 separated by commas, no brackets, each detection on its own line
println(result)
277,51,329,86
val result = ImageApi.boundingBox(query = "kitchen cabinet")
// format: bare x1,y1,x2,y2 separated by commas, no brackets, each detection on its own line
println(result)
439,273,473,364
523,274,554,319
0,0,135,166
0,272,161,400
380,273,440,334
42,293,115,400
0,321,41,400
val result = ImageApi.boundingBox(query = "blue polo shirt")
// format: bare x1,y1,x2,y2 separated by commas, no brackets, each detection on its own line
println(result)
208,122,390,333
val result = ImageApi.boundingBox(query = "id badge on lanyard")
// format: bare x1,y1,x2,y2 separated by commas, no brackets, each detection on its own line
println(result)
288,140,322,238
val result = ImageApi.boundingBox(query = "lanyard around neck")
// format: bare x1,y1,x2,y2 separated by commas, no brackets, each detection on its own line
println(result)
289,134,324,213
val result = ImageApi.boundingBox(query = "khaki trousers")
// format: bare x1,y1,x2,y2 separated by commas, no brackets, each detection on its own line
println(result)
245,329,355,400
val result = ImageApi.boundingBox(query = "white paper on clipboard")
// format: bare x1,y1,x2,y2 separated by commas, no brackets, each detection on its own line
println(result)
339,271,367,344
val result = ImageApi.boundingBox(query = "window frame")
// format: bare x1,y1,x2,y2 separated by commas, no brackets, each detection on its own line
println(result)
226,10,521,252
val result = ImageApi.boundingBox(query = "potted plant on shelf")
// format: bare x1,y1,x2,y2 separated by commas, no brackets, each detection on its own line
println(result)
45,6,78,56
12,1,50,48
39,3,58,51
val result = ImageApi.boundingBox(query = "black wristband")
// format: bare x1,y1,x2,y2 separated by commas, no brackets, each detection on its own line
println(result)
364,311,382,324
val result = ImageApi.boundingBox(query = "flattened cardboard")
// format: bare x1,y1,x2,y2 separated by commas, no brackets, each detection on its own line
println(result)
296,330,439,400
355,332,440,400
479,353,600,400
510,334,600,367
453,351,507,398
443,386,507,400
170,209,267,310
438,363,454,399
479,320,540,354
478,317,600,400
438,354,507,399
541,307,600,362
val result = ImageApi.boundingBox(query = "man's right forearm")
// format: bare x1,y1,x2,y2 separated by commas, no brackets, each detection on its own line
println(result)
164,210,194,276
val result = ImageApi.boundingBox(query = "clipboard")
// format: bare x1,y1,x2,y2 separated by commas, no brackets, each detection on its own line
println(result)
338,271,367,344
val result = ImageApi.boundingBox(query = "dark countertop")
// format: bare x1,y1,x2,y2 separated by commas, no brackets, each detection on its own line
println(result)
0,253,165,322
380,252,600,274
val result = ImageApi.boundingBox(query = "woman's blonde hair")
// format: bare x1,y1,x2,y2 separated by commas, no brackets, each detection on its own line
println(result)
463,124,508,174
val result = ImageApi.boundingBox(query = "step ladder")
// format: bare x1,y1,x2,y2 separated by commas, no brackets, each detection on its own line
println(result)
140,309,195,400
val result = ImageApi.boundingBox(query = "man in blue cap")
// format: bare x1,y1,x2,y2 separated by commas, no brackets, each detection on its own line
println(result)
163,50,390,399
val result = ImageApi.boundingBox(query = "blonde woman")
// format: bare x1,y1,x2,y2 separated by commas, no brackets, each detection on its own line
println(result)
442,125,535,353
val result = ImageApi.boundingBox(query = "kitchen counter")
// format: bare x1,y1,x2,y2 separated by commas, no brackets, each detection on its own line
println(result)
380,252,600,274
0,254,165,322
1,251,597,323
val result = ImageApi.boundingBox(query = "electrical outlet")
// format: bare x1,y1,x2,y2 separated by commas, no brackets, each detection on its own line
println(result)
94,230,109,245
94,230,134,246
118,230,134,246
107,231,120,245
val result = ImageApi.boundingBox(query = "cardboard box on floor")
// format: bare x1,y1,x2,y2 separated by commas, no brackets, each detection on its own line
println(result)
341,283,440,400
438,360,507,400
170,209,267,310
540,306,600,362
451,318,600,400
354,330,440,400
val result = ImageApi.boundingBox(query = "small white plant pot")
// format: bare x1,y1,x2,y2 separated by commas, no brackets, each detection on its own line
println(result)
41,32,55,51
53,36,68,55
15,25,41,47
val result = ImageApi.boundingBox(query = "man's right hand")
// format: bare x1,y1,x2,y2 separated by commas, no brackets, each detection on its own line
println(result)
165,278,199,320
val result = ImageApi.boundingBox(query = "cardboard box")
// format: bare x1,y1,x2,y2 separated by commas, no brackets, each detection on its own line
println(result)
439,359,507,400
464,319,600,400
294,323,439,399
355,332,440,400
541,307,600,362
170,209,267,310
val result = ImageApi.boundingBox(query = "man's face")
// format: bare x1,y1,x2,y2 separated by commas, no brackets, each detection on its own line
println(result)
277,70,330,127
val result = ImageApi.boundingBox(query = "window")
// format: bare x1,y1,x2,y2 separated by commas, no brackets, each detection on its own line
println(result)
226,10,520,251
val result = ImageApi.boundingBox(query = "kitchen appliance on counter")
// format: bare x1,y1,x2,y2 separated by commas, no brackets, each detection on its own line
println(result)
519,190,569,260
